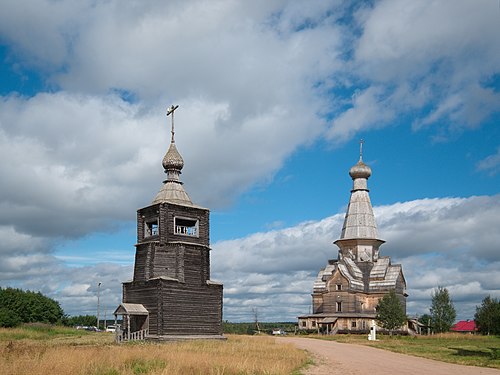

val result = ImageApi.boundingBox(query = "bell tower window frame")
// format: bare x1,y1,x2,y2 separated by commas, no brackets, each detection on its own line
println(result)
174,216,199,237
145,218,159,238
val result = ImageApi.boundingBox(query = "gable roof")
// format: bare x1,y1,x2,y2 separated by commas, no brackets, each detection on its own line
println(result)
113,303,149,316
451,320,477,332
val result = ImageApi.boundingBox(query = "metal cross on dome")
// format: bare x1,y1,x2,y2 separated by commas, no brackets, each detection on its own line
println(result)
359,138,364,161
167,104,179,143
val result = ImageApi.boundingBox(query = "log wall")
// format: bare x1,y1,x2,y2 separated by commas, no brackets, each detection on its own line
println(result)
123,278,223,336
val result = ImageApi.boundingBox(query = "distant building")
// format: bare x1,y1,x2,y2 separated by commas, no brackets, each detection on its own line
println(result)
451,320,477,334
298,144,407,334
114,105,223,341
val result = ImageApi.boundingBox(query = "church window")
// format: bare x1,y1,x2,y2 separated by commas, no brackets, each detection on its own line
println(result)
336,302,342,312
336,284,342,291
174,217,199,237
312,321,316,327
145,219,159,237
351,321,357,328
301,321,306,327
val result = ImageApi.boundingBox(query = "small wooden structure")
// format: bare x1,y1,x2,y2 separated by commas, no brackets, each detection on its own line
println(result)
115,106,224,342
113,303,149,343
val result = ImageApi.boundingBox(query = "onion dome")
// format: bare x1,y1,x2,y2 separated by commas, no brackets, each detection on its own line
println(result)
349,139,371,180
162,142,184,172
349,159,372,180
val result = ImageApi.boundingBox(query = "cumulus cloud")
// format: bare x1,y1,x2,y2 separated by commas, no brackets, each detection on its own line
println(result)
327,86,396,142
477,147,500,176
3,1,497,148
0,93,161,238
376,196,500,261
326,0,500,140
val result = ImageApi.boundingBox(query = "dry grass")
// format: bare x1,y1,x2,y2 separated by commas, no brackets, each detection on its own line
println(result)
0,328,308,375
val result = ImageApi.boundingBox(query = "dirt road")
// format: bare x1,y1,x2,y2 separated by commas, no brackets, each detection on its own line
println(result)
279,337,500,375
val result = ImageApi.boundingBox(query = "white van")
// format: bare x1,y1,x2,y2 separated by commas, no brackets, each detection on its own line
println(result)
105,325,116,333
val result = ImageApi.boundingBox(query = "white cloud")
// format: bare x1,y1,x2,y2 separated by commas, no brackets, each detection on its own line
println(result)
0,0,88,69
355,0,500,83
326,86,395,142
477,147,500,176
0,225,48,255
375,196,500,261
326,0,500,140
0,93,161,237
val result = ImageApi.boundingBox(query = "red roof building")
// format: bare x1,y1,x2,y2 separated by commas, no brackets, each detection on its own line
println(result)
451,320,477,333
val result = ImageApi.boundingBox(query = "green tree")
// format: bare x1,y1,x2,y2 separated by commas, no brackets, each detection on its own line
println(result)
474,296,500,335
0,307,21,327
430,286,456,333
376,290,407,335
0,287,65,326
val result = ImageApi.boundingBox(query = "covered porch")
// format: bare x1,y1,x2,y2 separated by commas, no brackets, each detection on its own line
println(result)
113,303,149,343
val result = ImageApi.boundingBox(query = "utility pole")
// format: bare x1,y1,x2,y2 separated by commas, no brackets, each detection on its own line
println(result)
97,282,101,330
252,307,260,334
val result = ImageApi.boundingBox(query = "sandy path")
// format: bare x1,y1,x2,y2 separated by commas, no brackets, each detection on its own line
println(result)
279,337,500,375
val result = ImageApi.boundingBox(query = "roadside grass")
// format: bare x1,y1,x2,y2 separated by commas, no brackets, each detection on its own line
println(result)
313,332,500,369
0,324,93,340
0,326,308,375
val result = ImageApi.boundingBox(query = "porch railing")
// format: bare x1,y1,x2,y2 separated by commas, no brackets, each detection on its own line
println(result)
115,328,149,343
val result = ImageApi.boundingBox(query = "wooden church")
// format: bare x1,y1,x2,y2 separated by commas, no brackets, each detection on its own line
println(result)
298,144,407,334
114,105,224,341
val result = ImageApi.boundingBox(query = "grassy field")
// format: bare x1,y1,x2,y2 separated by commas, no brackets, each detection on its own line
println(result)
3,325,500,374
314,332,500,369
0,325,308,375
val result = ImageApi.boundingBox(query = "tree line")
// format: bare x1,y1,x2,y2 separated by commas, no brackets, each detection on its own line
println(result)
0,287,64,327
0,287,101,328
375,286,500,335
1,286,499,335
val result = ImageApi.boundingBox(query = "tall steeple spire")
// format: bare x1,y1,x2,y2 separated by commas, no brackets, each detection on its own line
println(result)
340,140,378,239
152,105,193,205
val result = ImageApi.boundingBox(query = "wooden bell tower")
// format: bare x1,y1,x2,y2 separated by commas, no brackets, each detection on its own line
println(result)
118,105,224,339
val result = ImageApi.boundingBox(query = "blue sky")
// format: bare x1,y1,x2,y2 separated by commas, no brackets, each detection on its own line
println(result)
0,0,499,323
